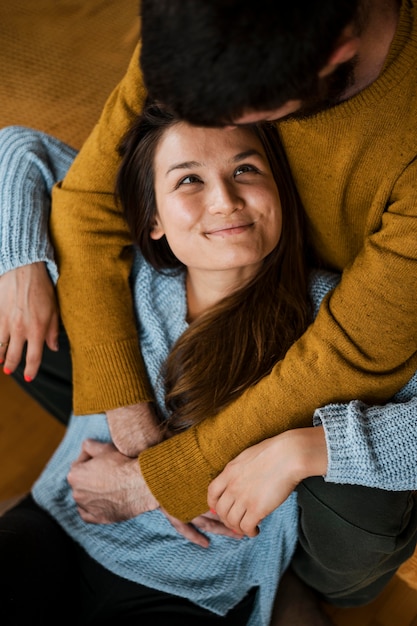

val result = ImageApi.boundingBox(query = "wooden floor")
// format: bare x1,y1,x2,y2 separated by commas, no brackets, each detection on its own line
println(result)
1,373,417,625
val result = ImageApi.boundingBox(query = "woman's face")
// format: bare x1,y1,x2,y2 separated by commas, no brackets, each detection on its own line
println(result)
151,122,282,283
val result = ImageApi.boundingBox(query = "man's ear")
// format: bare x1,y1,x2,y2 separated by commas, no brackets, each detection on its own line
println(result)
318,26,360,78
150,216,164,240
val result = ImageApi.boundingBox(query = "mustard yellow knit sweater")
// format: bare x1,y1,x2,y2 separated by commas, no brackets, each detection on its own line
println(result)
50,0,417,520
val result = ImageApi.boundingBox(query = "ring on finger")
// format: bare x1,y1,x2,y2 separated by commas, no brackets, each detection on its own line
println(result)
0,341,9,348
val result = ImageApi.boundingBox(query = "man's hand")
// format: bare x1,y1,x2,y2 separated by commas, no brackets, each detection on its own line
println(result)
67,437,241,549
106,403,162,457
207,427,328,537
0,263,59,380
67,439,159,524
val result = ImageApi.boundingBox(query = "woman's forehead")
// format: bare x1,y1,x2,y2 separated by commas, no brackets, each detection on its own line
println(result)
155,122,266,167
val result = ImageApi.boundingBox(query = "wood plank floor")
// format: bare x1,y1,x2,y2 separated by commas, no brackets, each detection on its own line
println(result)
1,372,417,624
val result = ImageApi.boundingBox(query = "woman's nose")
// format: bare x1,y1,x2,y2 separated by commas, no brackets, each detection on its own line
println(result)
207,181,243,215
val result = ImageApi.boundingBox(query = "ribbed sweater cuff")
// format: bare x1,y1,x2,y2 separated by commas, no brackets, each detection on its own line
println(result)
139,428,215,522
72,337,153,415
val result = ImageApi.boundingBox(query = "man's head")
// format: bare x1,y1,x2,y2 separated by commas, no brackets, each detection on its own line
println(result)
140,0,363,125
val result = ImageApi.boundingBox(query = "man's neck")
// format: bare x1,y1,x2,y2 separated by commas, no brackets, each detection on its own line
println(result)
342,0,401,99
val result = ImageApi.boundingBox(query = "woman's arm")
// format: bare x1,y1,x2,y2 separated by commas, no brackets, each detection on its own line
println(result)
0,126,76,378
0,126,76,281
207,379,417,536
314,386,417,490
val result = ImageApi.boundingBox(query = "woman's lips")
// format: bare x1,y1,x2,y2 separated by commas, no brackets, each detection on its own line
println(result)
205,222,253,236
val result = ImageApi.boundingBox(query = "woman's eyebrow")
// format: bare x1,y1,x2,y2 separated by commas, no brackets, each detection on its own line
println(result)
232,149,263,162
165,149,263,176
166,160,201,176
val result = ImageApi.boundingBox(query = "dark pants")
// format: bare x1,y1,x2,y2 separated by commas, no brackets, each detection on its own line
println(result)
292,478,417,607
12,330,417,608
0,496,255,626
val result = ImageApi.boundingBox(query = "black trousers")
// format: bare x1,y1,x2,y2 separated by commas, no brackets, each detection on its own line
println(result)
12,328,417,608
0,496,255,626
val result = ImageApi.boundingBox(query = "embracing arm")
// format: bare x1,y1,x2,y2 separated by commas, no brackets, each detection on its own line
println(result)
139,175,417,520
0,126,77,377
49,43,152,415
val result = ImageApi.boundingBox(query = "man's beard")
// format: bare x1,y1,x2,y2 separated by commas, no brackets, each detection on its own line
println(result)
286,57,357,121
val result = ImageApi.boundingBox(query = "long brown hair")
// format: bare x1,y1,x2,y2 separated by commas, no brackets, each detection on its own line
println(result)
116,103,310,432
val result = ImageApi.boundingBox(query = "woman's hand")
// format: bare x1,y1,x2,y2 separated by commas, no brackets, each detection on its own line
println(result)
0,263,59,380
207,426,328,537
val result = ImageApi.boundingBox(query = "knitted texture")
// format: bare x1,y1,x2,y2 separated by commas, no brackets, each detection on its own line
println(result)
0,127,76,281
32,251,298,626
308,272,417,490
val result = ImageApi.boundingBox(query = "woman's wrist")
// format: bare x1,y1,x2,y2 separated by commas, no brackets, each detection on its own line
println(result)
285,426,328,484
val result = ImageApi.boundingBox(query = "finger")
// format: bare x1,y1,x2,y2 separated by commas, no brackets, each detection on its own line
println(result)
239,510,261,538
191,514,242,539
207,481,234,523
81,438,112,457
3,335,25,374
72,448,93,465
45,314,60,352
23,337,45,381
161,508,210,548
207,473,228,511
0,331,10,363
221,500,248,535
224,496,261,537
174,522,210,548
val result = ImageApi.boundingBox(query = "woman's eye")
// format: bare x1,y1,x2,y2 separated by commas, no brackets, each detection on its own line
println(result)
234,164,259,177
178,175,202,186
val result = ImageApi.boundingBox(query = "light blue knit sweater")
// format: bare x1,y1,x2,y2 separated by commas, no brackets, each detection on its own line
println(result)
1,126,417,622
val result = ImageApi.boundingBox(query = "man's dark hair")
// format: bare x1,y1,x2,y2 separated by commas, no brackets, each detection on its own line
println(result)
140,0,360,125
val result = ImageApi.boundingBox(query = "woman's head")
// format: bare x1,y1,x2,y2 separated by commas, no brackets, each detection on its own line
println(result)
117,103,302,284
117,103,309,431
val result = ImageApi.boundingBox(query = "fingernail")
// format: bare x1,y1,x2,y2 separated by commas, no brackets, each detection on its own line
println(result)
24,375,33,383
3,367,11,375
210,508,217,515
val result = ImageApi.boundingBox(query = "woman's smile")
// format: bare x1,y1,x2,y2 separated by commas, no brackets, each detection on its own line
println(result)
204,221,254,237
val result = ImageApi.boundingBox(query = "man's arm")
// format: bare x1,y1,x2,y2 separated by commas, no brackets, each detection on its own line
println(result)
49,43,152,415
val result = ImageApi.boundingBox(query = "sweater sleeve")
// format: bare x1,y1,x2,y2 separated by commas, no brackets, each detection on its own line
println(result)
140,163,417,521
313,387,417,491
0,126,76,283
49,43,153,414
